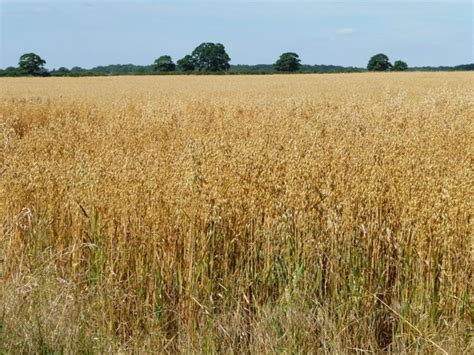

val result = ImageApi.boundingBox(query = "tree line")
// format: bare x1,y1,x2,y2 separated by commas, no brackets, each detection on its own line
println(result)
1,42,473,77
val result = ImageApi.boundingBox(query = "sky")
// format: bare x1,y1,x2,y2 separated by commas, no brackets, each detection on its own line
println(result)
0,0,473,69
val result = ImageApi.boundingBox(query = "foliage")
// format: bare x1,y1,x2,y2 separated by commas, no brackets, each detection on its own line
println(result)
18,53,47,76
367,53,392,71
0,47,474,76
153,55,176,72
0,66,20,77
2,48,473,76
177,55,195,72
392,60,408,71
1,74,472,353
453,63,474,71
192,42,231,72
70,66,87,73
274,52,301,72
50,67,71,76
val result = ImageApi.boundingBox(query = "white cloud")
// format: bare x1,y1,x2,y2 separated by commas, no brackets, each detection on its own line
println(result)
336,27,356,35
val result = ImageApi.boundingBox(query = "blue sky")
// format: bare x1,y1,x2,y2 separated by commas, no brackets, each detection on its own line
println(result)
0,0,472,69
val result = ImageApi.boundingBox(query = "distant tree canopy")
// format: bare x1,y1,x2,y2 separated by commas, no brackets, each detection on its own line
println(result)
367,53,392,72
50,67,71,76
392,60,408,71
154,55,176,72
5,67,19,75
18,53,46,76
192,43,231,72
177,55,195,72
0,66,20,77
70,66,84,72
274,52,301,72
56,67,70,73
1,47,471,77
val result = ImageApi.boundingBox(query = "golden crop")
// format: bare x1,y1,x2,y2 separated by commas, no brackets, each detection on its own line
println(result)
1,73,473,353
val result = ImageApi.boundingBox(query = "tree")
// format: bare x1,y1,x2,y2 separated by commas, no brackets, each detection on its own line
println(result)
274,52,301,72
2,66,19,77
392,60,408,71
18,53,46,75
192,43,230,72
154,55,176,72
51,67,70,76
177,55,195,72
367,53,392,71
70,66,85,72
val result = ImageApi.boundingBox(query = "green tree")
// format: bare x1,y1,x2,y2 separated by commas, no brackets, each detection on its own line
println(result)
154,55,176,72
70,66,86,73
18,53,46,76
392,60,408,71
177,55,195,72
367,53,392,72
274,52,301,72
192,43,231,72
3,66,19,77
52,67,70,76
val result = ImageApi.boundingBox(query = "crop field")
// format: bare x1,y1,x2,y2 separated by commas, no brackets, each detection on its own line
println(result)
0,73,473,352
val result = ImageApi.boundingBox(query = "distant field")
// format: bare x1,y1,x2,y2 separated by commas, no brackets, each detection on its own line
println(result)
1,73,473,353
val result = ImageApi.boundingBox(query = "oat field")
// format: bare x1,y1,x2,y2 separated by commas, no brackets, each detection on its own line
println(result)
1,73,473,353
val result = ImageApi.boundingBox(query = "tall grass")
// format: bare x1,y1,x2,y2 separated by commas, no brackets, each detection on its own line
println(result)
1,73,473,353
